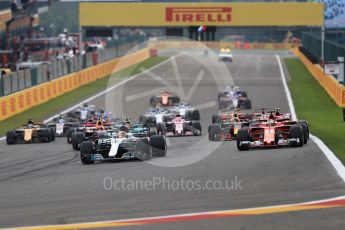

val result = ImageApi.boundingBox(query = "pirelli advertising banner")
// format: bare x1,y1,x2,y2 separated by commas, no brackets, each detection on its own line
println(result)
80,3,324,27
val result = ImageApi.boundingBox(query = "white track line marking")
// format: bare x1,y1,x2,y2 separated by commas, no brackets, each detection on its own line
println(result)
275,54,345,183
276,55,297,121
0,55,180,141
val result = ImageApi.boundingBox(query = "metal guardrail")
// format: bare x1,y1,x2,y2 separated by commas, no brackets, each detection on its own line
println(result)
0,42,139,97
302,31,345,63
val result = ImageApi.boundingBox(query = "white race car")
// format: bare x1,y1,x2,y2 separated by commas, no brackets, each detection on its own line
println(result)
218,48,233,62
80,130,167,164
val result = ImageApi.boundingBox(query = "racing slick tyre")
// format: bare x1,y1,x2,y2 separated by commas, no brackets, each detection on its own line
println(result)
298,122,308,144
208,124,221,141
149,127,158,137
242,99,252,110
157,122,167,136
290,125,304,147
150,135,167,157
139,115,145,123
71,131,75,143
237,129,250,151
72,132,78,150
66,128,76,144
137,138,152,161
49,127,55,141
219,100,229,110
192,122,202,136
80,141,95,164
192,109,200,121
171,96,180,105
6,131,16,145
298,120,309,143
241,121,251,128
212,115,222,124
41,129,51,143
218,92,226,101
149,96,157,107
73,132,85,150
66,112,74,118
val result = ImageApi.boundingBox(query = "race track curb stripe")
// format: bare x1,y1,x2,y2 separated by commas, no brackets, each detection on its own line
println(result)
6,196,345,230
275,55,345,183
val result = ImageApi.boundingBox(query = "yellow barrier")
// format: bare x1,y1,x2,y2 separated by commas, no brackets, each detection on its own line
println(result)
149,41,295,50
293,48,345,107
0,48,155,121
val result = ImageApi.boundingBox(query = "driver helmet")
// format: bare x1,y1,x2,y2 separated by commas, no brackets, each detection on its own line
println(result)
268,119,275,126
124,117,132,129
117,130,127,138
269,112,275,120
274,108,281,116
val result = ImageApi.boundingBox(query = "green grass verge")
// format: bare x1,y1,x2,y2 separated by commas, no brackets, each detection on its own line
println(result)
0,56,168,136
285,58,345,163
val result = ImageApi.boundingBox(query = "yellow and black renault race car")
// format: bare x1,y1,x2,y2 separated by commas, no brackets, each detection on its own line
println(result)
6,121,55,144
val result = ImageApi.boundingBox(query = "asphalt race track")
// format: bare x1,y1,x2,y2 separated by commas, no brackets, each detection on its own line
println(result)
1,50,345,229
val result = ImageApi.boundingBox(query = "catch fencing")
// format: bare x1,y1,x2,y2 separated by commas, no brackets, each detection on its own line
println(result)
0,43,138,97
0,46,156,121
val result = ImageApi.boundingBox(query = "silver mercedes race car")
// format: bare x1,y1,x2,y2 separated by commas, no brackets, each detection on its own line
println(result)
80,130,167,164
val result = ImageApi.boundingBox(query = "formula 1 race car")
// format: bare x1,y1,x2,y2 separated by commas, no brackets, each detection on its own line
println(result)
208,122,243,141
208,112,251,141
80,130,167,164
218,86,252,110
71,126,104,150
156,115,202,137
139,108,174,128
236,119,309,150
71,119,156,151
69,120,114,150
211,111,252,124
6,122,55,144
218,88,251,110
66,104,97,121
46,116,80,137
251,108,291,123
218,47,233,62
66,115,114,143
169,102,200,121
150,91,180,107
140,103,200,128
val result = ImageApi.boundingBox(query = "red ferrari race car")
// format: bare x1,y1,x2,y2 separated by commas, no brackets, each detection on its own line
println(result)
236,118,309,151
